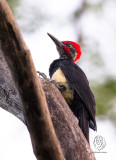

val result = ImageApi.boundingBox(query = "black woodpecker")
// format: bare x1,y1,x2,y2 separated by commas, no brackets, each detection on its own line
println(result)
47,33,97,143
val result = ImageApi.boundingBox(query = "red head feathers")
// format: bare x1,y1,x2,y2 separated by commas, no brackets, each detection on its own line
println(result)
62,41,81,63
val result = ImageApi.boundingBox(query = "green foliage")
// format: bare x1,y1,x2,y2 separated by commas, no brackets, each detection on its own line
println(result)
92,78,116,120
6,0,20,15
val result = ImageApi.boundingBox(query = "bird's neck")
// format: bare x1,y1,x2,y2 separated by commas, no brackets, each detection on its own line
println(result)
59,56,73,62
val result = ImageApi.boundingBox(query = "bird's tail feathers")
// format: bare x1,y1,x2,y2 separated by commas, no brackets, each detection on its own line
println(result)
79,108,89,143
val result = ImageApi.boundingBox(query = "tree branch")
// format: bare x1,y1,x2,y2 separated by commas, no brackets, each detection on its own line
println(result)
0,0,96,160
0,0,65,160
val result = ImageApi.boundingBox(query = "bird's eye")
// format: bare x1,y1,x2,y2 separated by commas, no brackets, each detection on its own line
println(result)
68,44,72,48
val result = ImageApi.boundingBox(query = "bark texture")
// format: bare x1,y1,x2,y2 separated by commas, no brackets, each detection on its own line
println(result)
0,0,96,160
0,1,65,160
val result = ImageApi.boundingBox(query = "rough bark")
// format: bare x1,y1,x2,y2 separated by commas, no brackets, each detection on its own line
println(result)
0,1,65,160
0,50,96,160
0,0,96,160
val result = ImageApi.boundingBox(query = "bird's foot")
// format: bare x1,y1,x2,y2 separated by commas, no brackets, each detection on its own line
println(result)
37,71,47,79
37,71,59,88
50,79,60,89
49,79,66,91
37,71,66,91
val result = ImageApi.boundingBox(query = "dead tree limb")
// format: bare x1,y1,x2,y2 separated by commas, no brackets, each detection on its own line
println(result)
0,0,65,160
0,0,96,160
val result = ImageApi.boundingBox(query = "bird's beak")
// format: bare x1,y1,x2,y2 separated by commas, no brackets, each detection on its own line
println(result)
47,33,64,49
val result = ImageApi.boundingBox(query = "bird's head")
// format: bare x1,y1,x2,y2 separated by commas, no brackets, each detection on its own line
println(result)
47,33,81,63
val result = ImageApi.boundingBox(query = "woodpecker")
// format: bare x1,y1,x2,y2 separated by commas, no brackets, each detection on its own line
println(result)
48,33,96,143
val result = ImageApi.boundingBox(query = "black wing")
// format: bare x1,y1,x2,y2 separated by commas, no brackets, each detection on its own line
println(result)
49,59,96,128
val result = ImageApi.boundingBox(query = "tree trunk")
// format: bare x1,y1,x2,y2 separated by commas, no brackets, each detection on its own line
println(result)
0,0,96,160
0,1,65,160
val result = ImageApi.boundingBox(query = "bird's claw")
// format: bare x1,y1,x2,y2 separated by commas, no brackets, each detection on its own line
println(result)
49,79,61,89
37,72,66,91
49,79,56,83
50,79,59,88
52,82,66,91
37,71,47,79
49,79,66,91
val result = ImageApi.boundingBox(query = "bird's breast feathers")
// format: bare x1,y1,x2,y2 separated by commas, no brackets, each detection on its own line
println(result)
51,68,73,104
51,68,67,83
51,68,70,89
